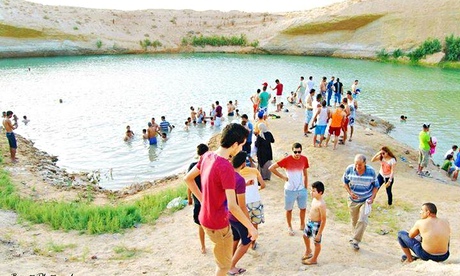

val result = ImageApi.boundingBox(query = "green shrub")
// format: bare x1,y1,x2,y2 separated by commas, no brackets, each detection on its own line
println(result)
73,26,78,30
250,40,259,48
376,49,390,60
190,34,248,47
151,40,162,48
96,40,102,49
181,37,189,46
392,48,404,58
444,34,460,61
407,38,442,62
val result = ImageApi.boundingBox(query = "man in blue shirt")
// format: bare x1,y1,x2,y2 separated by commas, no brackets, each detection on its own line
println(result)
241,114,253,154
159,116,173,134
342,154,378,250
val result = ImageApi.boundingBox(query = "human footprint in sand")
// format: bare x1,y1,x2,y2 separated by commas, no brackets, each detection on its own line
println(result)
302,181,326,265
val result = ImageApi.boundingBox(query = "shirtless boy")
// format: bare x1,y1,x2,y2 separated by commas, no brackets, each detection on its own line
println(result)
302,181,326,265
398,202,450,263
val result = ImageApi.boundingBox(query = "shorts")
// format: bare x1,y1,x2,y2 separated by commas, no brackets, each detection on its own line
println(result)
314,125,327,135
228,112,234,117
229,220,251,245
149,136,157,145
6,132,17,149
328,126,341,136
304,220,322,244
276,95,282,102
305,109,313,124
349,116,355,127
203,226,233,270
418,149,430,167
246,201,265,225
215,116,222,127
447,167,456,176
193,203,201,225
284,188,307,211
342,117,349,131
253,104,258,113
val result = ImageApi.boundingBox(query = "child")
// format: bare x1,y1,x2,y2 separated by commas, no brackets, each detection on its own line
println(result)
124,125,134,141
142,129,148,139
441,154,458,181
228,151,252,275
302,181,327,265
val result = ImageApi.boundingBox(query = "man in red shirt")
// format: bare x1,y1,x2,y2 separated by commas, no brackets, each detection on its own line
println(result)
269,142,309,236
184,123,258,276
271,79,284,104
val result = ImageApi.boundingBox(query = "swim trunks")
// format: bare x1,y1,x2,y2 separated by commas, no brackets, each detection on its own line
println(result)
304,220,322,243
149,136,157,145
246,201,265,225
6,132,17,149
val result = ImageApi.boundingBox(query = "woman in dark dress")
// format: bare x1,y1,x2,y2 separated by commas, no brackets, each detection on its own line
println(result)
254,123,274,180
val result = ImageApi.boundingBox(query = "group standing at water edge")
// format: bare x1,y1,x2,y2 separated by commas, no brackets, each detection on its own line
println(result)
181,74,454,276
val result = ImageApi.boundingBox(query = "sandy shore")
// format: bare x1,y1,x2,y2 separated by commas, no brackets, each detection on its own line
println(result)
0,103,459,275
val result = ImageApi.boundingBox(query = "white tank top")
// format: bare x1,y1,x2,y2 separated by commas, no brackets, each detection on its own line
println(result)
318,107,329,125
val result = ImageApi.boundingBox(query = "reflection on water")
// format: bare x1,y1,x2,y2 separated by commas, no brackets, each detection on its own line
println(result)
0,54,459,189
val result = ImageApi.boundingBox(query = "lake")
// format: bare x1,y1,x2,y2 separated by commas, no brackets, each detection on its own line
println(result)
1,54,459,189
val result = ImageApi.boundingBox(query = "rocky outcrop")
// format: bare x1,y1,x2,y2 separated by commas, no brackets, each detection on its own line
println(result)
0,0,459,60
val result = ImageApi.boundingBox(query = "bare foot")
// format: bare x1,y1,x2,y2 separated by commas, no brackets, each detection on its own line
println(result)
302,259,318,265
201,247,206,254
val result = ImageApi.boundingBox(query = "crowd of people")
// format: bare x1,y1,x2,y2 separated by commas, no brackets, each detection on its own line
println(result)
181,77,452,276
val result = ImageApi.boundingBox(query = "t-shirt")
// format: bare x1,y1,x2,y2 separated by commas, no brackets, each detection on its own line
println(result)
196,151,235,229
277,155,309,191
330,109,343,128
259,91,270,108
246,122,254,143
307,80,315,91
333,82,343,94
229,172,246,222
215,105,223,118
239,167,261,204
441,160,452,172
299,80,307,93
343,164,378,203
327,80,334,91
379,158,396,177
160,121,171,133
275,83,283,96
444,149,455,159
455,153,460,168
419,131,430,151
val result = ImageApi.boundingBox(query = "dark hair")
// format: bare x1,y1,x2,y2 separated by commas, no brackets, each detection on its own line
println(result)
310,88,315,94
142,129,146,133
220,123,249,148
446,154,454,160
316,94,322,101
309,76,313,80
257,89,261,93
216,101,219,105
322,76,327,81
232,151,247,168
197,143,209,156
380,146,396,160
241,114,249,120
161,116,165,120
321,100,327,107
347,91,352,95
312,181,325,194
6,111,13,116
339,104,345,109
453,145,458,150
342,98,348,103
292,142,302,150
423,202,437,215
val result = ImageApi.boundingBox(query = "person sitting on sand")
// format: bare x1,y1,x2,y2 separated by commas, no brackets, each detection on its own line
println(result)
302,181,327,265
187,144,209,254
441,154,458,181
124,125,134,141
398,202,450,263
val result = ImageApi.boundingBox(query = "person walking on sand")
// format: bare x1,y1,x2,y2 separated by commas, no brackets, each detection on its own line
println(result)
302,181,327,265
303,89,315,137
2,111,18,162
346,91,358,142
240,156,266,250
187,143,209,254
326,76,335,107
371,146,397,206
417,124,432,176
333,77,343,108
398,202,450,263
271,79,284,104
269,142,309,236
319,76,327,99
184,123,257,276
343,154,378,250
227,152,252,275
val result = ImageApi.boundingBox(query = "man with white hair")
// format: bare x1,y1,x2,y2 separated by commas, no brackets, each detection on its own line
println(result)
342,154,379,250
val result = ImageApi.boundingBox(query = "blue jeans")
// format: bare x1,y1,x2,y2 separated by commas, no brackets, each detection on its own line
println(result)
397,231,449,262
327,89,333,106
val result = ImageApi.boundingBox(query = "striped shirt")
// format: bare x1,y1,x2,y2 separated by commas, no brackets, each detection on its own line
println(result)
159,120,171,133
343,164,378,203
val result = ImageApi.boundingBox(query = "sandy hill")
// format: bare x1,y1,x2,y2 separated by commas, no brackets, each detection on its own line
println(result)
0,0,459,58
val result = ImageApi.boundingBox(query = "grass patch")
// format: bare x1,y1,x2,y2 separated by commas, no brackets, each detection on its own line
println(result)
325,196,349,223
0,156,187,234
112,245,142,259
282,14,385,35
181,34,258,48
47,240,77,253
0,23,81,41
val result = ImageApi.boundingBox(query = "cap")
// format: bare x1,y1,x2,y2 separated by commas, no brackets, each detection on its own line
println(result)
262,82,268,86
257,110,265,119
423,123,430,129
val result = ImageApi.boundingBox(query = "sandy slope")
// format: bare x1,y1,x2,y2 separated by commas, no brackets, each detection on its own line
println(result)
1,103,459,275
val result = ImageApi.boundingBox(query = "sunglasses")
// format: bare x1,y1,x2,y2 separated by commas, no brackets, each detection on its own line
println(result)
293,150,302,154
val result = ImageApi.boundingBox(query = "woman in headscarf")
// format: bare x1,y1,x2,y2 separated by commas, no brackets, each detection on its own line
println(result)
254,123,275,180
